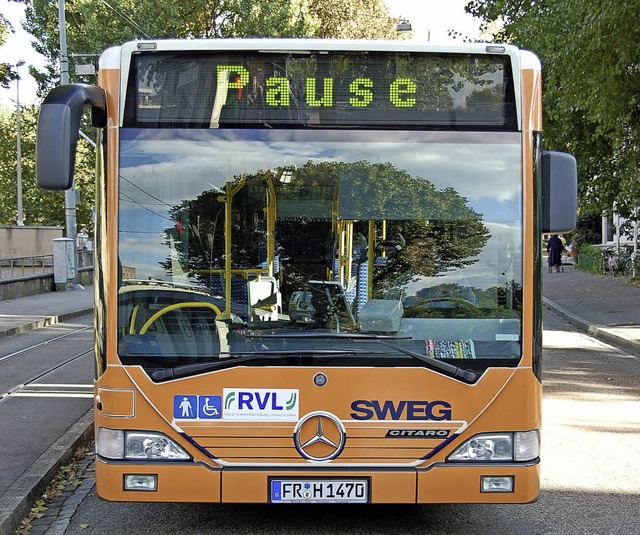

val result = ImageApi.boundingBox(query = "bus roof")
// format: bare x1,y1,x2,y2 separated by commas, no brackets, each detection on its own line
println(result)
99,38,531,70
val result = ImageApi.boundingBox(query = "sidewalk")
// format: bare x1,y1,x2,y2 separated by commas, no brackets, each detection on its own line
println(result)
543,262,640,351
0,287,94,340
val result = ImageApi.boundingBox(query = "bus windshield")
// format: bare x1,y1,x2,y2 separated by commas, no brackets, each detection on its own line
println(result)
117,129,523,373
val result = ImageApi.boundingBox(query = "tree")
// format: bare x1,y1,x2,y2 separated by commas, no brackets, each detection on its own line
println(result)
466,0,640,223
0,107,23,223
0,105,68,225
305,0,400,39
0,101,97,227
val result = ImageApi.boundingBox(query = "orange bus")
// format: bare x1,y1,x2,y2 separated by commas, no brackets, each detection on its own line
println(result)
36,39,576,504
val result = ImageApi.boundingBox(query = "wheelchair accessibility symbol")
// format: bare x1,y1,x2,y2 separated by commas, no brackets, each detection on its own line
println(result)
198,396,222,419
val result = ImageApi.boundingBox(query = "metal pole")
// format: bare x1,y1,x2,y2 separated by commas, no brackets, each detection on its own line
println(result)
634,209,638,278
15,60,25,226
59,0,79,285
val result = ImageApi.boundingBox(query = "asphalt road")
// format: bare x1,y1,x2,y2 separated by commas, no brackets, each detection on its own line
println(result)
0,318,94,498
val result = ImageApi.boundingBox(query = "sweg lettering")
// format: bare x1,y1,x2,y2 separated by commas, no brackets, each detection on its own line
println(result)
350,400,452,421
217,65,417,109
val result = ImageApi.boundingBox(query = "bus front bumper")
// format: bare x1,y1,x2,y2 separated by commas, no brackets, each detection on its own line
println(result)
95,459,539,503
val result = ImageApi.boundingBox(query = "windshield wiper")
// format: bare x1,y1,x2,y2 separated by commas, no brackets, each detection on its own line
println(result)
150,349,383,381
373,340,478,383
243,332,476,382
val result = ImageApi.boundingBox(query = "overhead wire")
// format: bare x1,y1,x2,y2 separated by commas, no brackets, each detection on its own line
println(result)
96,0,174,39
119,191,174,222
120,175,174,208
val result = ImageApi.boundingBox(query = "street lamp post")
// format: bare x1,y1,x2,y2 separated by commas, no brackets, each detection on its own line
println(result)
15,60,26,227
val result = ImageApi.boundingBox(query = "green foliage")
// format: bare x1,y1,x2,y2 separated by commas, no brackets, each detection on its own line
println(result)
0,103,95,227
467,0,640,221
0,105,62,225
305,0,400,39
574,243,602,275
573,214,601,247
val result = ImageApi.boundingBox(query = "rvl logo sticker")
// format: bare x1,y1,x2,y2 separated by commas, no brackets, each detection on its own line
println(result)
223,388,299,421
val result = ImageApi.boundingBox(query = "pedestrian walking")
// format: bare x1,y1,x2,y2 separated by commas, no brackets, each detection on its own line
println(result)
547,234,565,273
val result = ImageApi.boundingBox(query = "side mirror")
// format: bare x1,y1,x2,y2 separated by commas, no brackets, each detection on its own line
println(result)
36,84,106,190
541,151,577,233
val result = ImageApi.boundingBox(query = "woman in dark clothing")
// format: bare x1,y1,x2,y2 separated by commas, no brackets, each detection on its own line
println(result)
547,234,565,273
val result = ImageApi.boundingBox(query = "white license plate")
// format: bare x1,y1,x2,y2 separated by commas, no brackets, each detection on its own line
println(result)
270,479,368,503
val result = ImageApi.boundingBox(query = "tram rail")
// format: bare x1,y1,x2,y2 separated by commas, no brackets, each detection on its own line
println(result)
0,325,92,364
0,348,93,405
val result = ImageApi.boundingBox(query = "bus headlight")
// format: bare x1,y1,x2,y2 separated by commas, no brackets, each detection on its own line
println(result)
447,430,539,462
97,427,191,461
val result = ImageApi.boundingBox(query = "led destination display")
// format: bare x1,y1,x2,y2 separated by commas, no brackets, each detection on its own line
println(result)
125,50,517,128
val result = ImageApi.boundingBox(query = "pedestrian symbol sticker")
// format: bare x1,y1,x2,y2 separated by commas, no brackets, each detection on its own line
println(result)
174,395,222,420
174,395,197,419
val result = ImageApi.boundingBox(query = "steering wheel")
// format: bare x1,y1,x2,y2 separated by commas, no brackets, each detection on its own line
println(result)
139,302,223,335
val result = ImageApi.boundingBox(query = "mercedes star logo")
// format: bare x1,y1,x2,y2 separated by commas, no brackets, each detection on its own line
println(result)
293,411,346,462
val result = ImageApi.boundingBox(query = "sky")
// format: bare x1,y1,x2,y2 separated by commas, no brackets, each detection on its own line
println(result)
1,1,45,106
384,0,482,42
0,0,483,106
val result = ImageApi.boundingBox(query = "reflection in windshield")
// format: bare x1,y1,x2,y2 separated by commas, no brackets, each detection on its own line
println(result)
117,129,522,371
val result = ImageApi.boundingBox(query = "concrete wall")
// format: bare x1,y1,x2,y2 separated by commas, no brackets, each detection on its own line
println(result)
0,226,63,258
0,268,93,300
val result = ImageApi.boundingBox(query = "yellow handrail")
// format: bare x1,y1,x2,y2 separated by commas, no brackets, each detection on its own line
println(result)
129,304,139,334
138,302,222,335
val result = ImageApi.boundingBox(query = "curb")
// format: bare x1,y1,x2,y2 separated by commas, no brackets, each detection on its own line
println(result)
0,308,94,342
587,325,640,352
0,410,94,535
543,297,640,352
543,297,590,332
